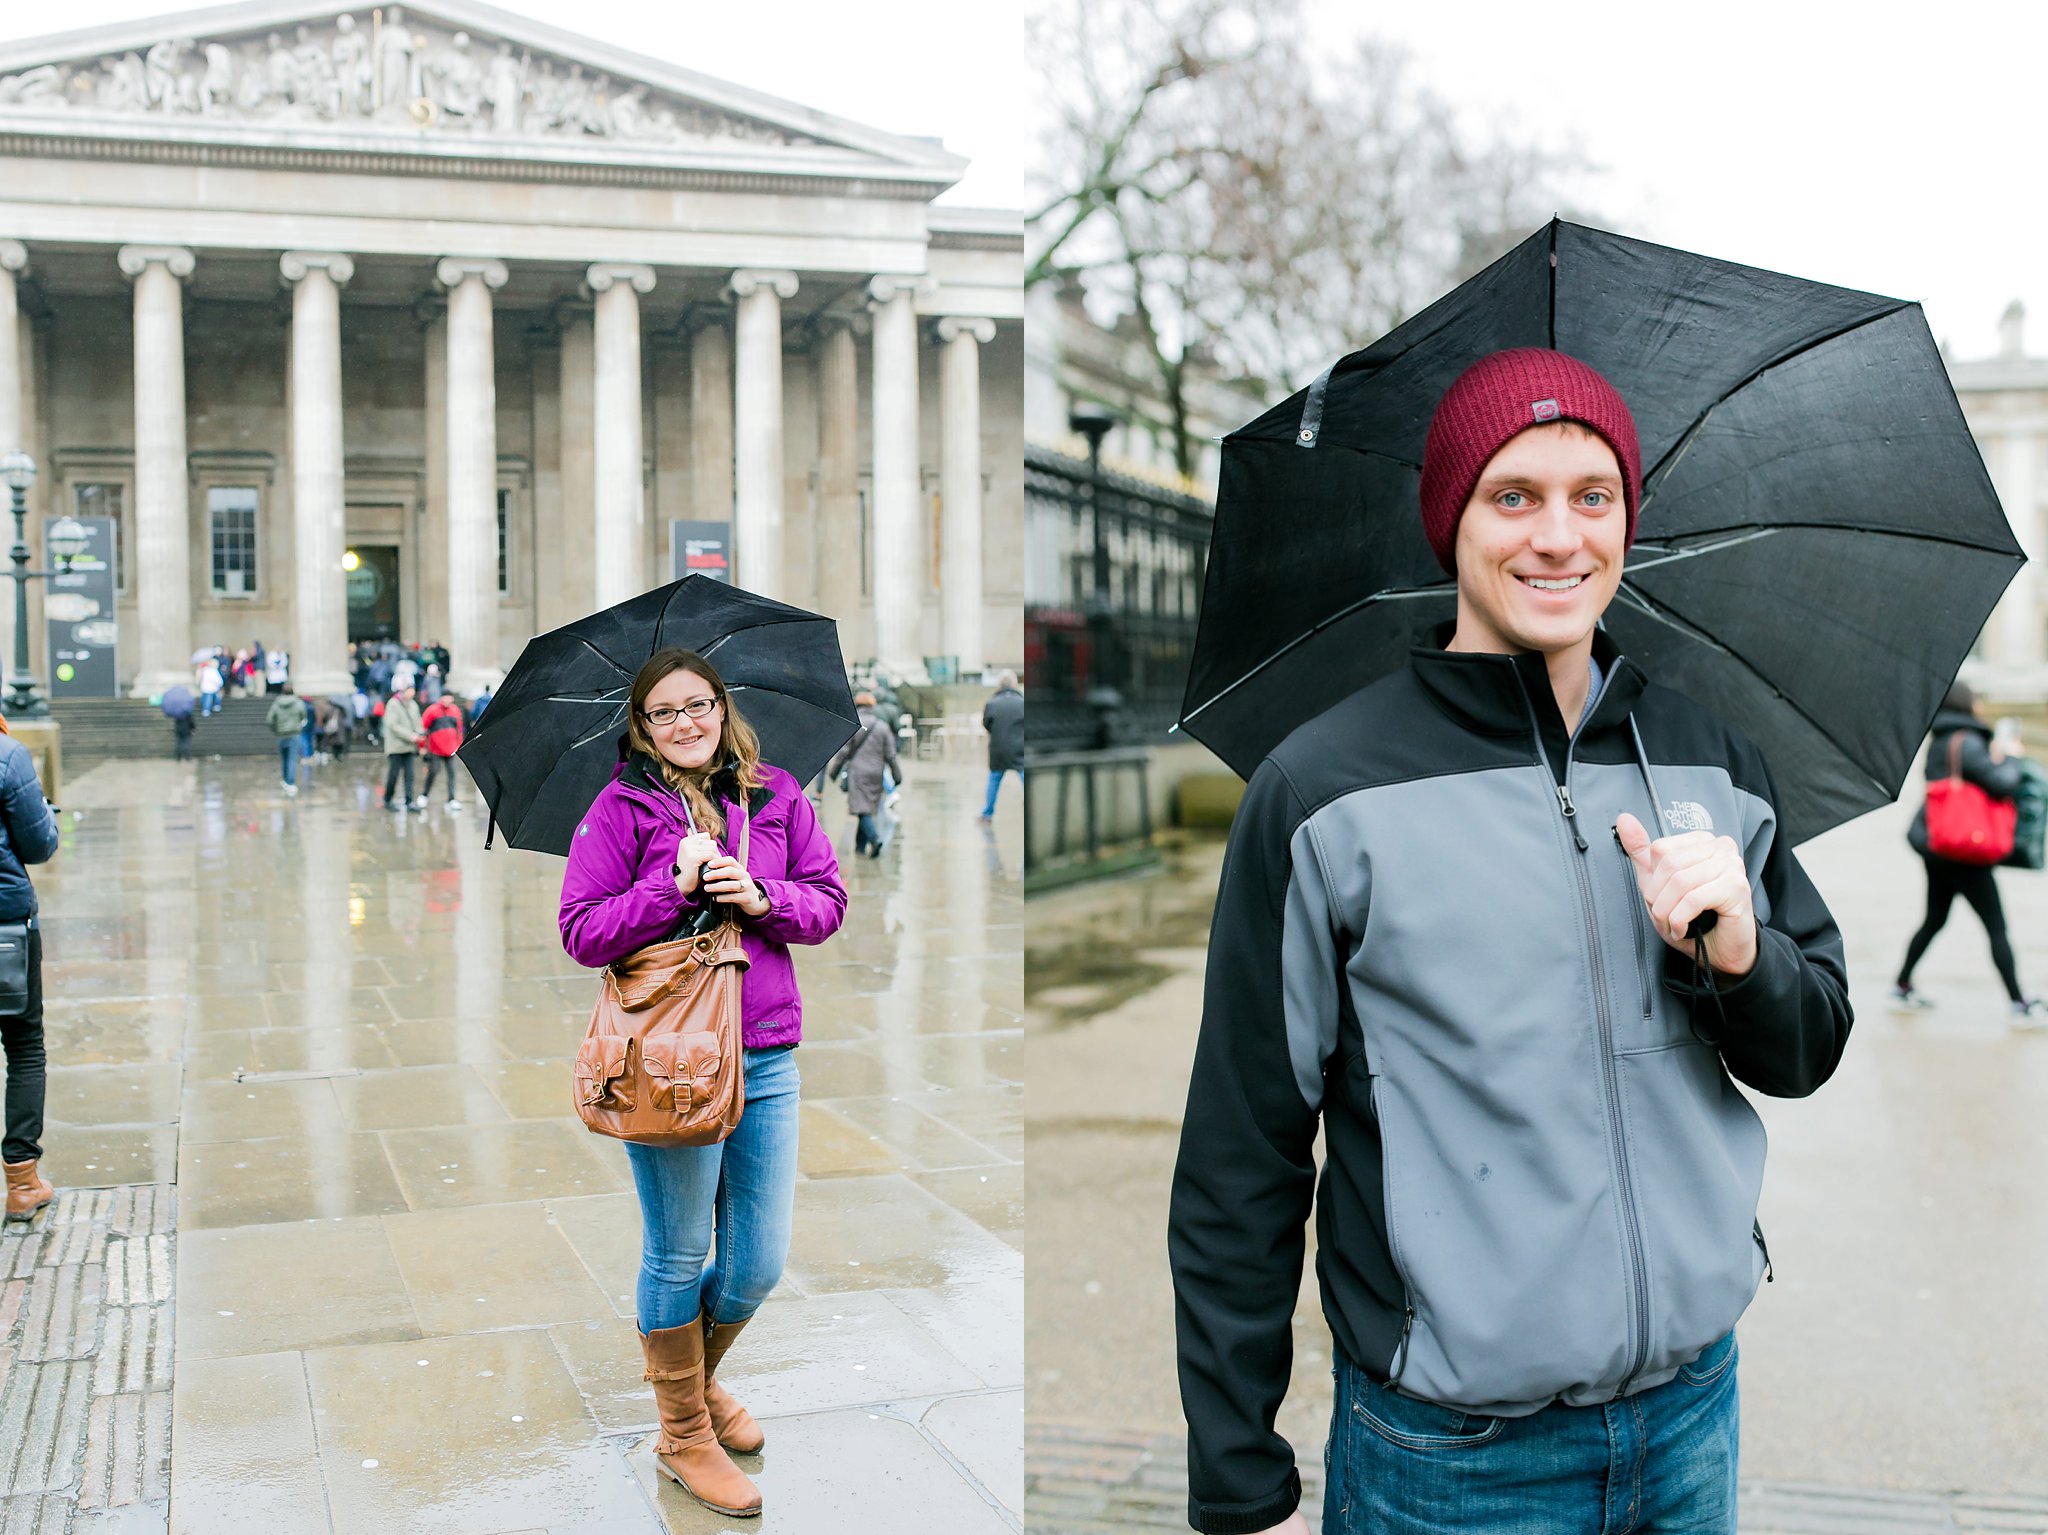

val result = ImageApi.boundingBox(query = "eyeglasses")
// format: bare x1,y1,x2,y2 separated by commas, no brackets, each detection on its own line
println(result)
642,698,720,727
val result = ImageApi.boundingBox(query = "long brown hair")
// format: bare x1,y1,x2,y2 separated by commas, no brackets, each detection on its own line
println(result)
626,648,764,838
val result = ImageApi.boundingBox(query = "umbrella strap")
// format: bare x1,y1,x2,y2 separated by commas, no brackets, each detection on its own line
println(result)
1296,360,1336,449
484,807,497,850
1628,713,1728,1044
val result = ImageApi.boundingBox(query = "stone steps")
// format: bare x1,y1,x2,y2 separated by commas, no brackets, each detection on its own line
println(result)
48,697,279,764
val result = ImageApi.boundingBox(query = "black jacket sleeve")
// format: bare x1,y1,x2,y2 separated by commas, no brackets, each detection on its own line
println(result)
1954,729,2025,801
1169,760,1326,1533
1663,746,1851,1097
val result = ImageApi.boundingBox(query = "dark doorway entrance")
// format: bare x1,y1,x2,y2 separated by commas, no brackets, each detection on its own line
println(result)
346,543,401,643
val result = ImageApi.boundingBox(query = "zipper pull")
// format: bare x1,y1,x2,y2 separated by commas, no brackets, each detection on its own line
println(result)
1557,785,1588,852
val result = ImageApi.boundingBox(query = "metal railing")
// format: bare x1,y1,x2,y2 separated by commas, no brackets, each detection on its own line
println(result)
1024,444,1212,754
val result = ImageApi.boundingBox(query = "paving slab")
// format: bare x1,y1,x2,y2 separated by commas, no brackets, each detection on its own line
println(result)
14,754,1020,1533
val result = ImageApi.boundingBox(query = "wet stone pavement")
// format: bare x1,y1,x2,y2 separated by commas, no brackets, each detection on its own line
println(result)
1026,785,2048,1534
7,749,1021,1534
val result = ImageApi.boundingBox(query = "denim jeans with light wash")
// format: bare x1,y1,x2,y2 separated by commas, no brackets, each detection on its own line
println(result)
982,768,1019,817
1324,1332,1739,1535
277,736,302,787
621,1045,801,1332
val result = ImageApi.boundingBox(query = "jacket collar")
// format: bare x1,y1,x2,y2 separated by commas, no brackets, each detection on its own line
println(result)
616,751,774,821
1410,623,1646,758
1931,709,1990,741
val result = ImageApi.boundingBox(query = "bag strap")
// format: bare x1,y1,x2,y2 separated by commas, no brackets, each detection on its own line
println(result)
1947,732,1965,784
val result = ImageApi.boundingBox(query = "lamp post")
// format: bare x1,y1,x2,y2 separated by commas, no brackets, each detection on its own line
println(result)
3,451,89,718
1068,403,1124,749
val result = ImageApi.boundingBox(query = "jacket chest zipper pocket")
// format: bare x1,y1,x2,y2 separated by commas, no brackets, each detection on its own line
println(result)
1612,832,1654,1022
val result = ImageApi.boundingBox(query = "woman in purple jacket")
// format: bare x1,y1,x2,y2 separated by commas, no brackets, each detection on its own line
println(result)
559,647,846,1518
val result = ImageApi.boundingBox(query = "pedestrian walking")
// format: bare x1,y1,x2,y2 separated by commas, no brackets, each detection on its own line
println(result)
979,671,1023,820
380,684,423,809
826,691,901,858
264,645,291,695
1892,681,2043,1021
558,647,846,1518
0,711,61,1223
420,690,466,808
1170,350,1854,1535
265,691,308,796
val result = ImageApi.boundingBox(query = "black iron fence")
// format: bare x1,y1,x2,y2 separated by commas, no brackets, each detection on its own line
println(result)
1024,444,1212,754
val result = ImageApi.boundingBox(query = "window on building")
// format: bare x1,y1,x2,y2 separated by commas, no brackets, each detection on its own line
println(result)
72,483,126,593
208,486,259,595
496,488,509,595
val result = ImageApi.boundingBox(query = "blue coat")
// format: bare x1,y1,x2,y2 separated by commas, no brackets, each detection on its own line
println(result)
0,736,59,921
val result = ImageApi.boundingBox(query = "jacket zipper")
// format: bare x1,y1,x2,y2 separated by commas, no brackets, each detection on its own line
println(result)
1612,829,1655,1021
1514,671,1653,1396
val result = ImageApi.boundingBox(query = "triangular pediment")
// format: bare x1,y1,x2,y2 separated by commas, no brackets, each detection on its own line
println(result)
0,0,964,187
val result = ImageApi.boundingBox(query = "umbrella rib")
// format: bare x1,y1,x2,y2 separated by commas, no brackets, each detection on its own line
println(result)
1629,520,2023,561
1180,582,1451,725
1609,581,1899,802
1640,300,1914,497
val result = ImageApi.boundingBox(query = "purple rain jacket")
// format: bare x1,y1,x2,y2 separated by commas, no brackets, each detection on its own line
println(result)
558,754,848,1048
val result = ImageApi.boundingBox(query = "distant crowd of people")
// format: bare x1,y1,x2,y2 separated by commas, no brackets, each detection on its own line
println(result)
170,637,495,810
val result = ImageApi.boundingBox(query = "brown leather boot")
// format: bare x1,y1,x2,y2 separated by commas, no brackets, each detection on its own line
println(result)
3,1160,53,1222
641,1320,761,1517
702,1315,765,1453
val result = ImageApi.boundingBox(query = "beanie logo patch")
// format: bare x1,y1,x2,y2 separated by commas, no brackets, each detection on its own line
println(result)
1531,398,1561,422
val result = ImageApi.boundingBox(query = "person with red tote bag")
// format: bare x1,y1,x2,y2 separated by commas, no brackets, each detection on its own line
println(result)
1894,681,2044,1022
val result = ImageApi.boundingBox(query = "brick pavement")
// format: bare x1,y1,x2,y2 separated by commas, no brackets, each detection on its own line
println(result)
0,1185,175,1534
1023,1422,2048,1534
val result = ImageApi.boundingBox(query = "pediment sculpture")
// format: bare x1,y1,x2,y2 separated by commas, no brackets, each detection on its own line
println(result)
0,8,819,150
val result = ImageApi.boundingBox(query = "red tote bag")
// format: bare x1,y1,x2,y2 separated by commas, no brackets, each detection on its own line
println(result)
1926,735,2017,866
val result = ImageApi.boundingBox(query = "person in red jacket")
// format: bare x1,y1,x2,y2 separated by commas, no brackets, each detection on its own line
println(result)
419,691,466,810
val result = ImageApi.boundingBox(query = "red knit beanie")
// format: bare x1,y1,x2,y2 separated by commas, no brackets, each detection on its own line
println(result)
1419,348,1642,574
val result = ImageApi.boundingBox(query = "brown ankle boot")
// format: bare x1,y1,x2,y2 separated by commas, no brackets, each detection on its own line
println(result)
702,1315,765,1453
641,1320,761,1517
3,1160,53,1222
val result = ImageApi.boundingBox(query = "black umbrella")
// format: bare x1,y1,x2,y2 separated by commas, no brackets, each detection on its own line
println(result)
1181,219,2025,844
459,575,858,855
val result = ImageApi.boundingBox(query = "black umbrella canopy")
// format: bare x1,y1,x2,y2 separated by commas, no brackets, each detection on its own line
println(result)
459,575,858,855
1181,219,2025,843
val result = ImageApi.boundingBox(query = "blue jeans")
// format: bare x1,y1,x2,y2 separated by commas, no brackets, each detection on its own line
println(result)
278,737,302,787
200,690,220,716
1324,1333,1739,1534
982,768,1018,817
622,1045,801,1331
855,813,881,853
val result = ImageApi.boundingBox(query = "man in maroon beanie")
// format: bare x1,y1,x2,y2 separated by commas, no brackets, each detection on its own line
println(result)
1169,348,1852,1535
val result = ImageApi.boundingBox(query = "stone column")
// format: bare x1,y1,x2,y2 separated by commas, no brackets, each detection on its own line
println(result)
1,242,24,690
689,313,734,541
436,257,508,694
868,275,925,676
937,316,995,676
0,241,23,458
814,317,864,644
554,303,596,624
281,252,356,696
587,263,655,609
730,270,797,598
118,245,196,698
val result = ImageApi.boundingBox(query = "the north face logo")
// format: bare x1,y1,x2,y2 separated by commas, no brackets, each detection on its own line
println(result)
1531,398,1560,421
1665,800,1714,833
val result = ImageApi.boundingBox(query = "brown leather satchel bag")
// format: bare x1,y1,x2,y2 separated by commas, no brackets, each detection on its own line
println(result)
572,811,750,1147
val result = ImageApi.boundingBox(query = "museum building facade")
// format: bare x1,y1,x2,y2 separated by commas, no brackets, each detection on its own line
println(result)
0,0,1023,697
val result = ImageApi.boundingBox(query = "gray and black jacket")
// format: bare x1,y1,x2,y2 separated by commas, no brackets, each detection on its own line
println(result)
1169,631,1852,1534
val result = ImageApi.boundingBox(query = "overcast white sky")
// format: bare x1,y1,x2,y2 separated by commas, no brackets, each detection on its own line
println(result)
1318,0,2044,361
0,0,1024,208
